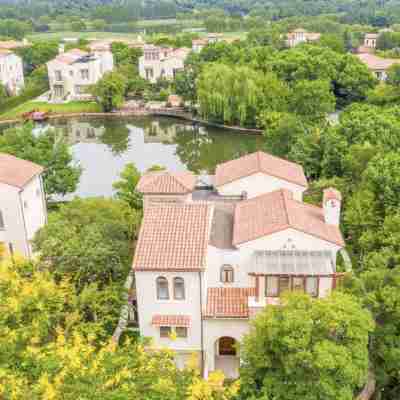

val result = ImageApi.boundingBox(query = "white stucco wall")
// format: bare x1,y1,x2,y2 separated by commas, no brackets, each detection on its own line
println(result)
203,318,250,376
135,270,204,352
217,172,306,201
20,175,47,243
0,175,46,258
139,54,186,83
0,53,24,95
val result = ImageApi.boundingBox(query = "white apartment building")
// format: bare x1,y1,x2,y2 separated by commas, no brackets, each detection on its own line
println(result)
139,45,190,83
0,153,47,259
133,151,345,379
0,50,24,95
286,28,321,47
46,47,113,102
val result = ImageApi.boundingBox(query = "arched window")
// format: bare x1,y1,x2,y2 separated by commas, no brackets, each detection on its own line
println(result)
156,277,169,300
220,265,234,283
173,277,185,300
218,337,237,356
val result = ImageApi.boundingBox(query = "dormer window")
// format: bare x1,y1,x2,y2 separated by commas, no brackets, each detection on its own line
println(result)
220,265,234,283
156,276,169,300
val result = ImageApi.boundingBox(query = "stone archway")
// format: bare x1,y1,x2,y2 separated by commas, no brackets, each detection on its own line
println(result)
214,337,240,379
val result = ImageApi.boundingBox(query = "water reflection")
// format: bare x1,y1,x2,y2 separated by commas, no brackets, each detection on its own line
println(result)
34,116,264,198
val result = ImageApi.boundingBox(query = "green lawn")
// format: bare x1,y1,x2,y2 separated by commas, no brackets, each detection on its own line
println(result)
27,31,144,42
0,101,102,120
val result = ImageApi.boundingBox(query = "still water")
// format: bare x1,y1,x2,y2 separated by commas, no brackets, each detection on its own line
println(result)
32,116,264,198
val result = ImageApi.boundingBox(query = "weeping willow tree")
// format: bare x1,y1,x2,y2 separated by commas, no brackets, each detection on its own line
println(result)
197,63,288,127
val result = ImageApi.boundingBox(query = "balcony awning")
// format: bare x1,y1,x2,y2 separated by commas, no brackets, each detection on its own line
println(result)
251,250,335,276
151,315,191,327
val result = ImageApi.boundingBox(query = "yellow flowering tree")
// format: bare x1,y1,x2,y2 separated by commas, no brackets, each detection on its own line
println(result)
0,258,239,400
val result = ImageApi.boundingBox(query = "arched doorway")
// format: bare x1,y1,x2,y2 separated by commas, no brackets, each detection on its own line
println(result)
214,337,239,379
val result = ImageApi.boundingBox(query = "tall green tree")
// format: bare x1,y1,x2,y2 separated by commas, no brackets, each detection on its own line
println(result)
91,71,126,112
0,123,81,198
240,292,374,400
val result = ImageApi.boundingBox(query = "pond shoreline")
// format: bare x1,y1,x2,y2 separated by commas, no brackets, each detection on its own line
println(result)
0,109,263,135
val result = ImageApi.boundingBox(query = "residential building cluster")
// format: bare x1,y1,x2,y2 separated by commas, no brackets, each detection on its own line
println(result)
133,151,345,378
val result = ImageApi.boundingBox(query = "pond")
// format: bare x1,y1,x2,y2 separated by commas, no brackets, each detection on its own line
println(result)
13,116,265,199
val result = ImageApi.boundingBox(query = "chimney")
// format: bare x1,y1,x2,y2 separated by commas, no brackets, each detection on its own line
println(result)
58,44,65,54
323,188,342,226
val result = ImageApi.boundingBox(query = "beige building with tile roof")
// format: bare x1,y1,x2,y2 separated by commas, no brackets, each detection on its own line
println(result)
0,154,47,259
133,151,345,379
0,49,24,95
286,28,321,48
356,53,400,81
46,47,113,102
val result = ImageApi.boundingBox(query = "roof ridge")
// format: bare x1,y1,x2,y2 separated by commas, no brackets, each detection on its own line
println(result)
170,171,193,191
281,189,292,226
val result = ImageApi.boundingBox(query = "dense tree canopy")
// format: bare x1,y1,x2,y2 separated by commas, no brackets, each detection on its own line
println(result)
240,292,374,400
0,123,81,198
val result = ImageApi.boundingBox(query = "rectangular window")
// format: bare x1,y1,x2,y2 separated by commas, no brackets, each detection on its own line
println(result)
160,326,171,338
265,276,279,297
0,210,4,230
306,277,318,297
176,327,187,338
292,277,305,292
80,69,89,80
145,68,154,79
279,276,290,294
55,70,62,81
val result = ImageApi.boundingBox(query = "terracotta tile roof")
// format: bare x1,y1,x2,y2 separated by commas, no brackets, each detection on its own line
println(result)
0,153,44,188
133,202,213,271
137,171,196,194
356,53,400,71
233,189,344,247
152,315,191,327
204,287,256,318
0,40,27,50
323,187,342,202
52,49,89,65
0,49,12,57
215,151,308,188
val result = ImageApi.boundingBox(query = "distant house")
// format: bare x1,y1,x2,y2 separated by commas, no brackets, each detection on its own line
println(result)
133,151,345,378
286,28,321,47
192,38,209,53
356,53,400,80
0,49,24,95
139,45,190,83
46,47,113,102
0,153,47,259
0,39,29,51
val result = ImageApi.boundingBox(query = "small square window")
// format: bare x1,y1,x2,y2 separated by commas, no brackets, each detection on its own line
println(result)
160,326,171,338
23,201,28,209
176,327,187,338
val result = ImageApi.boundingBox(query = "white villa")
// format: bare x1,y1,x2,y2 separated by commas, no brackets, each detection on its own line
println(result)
139,45,190,83
133,151,345,379
46,46,113,102
286,28,321,47
0,49,24,95
0,153,47,259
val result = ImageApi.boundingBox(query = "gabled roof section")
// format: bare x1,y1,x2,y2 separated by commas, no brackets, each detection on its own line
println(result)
215,151,308,188
233,189,344,247
133,202,213,271
0,153,44,189
136,171,196,195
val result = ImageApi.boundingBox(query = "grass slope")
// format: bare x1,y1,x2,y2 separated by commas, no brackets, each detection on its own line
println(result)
0,101,102,120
